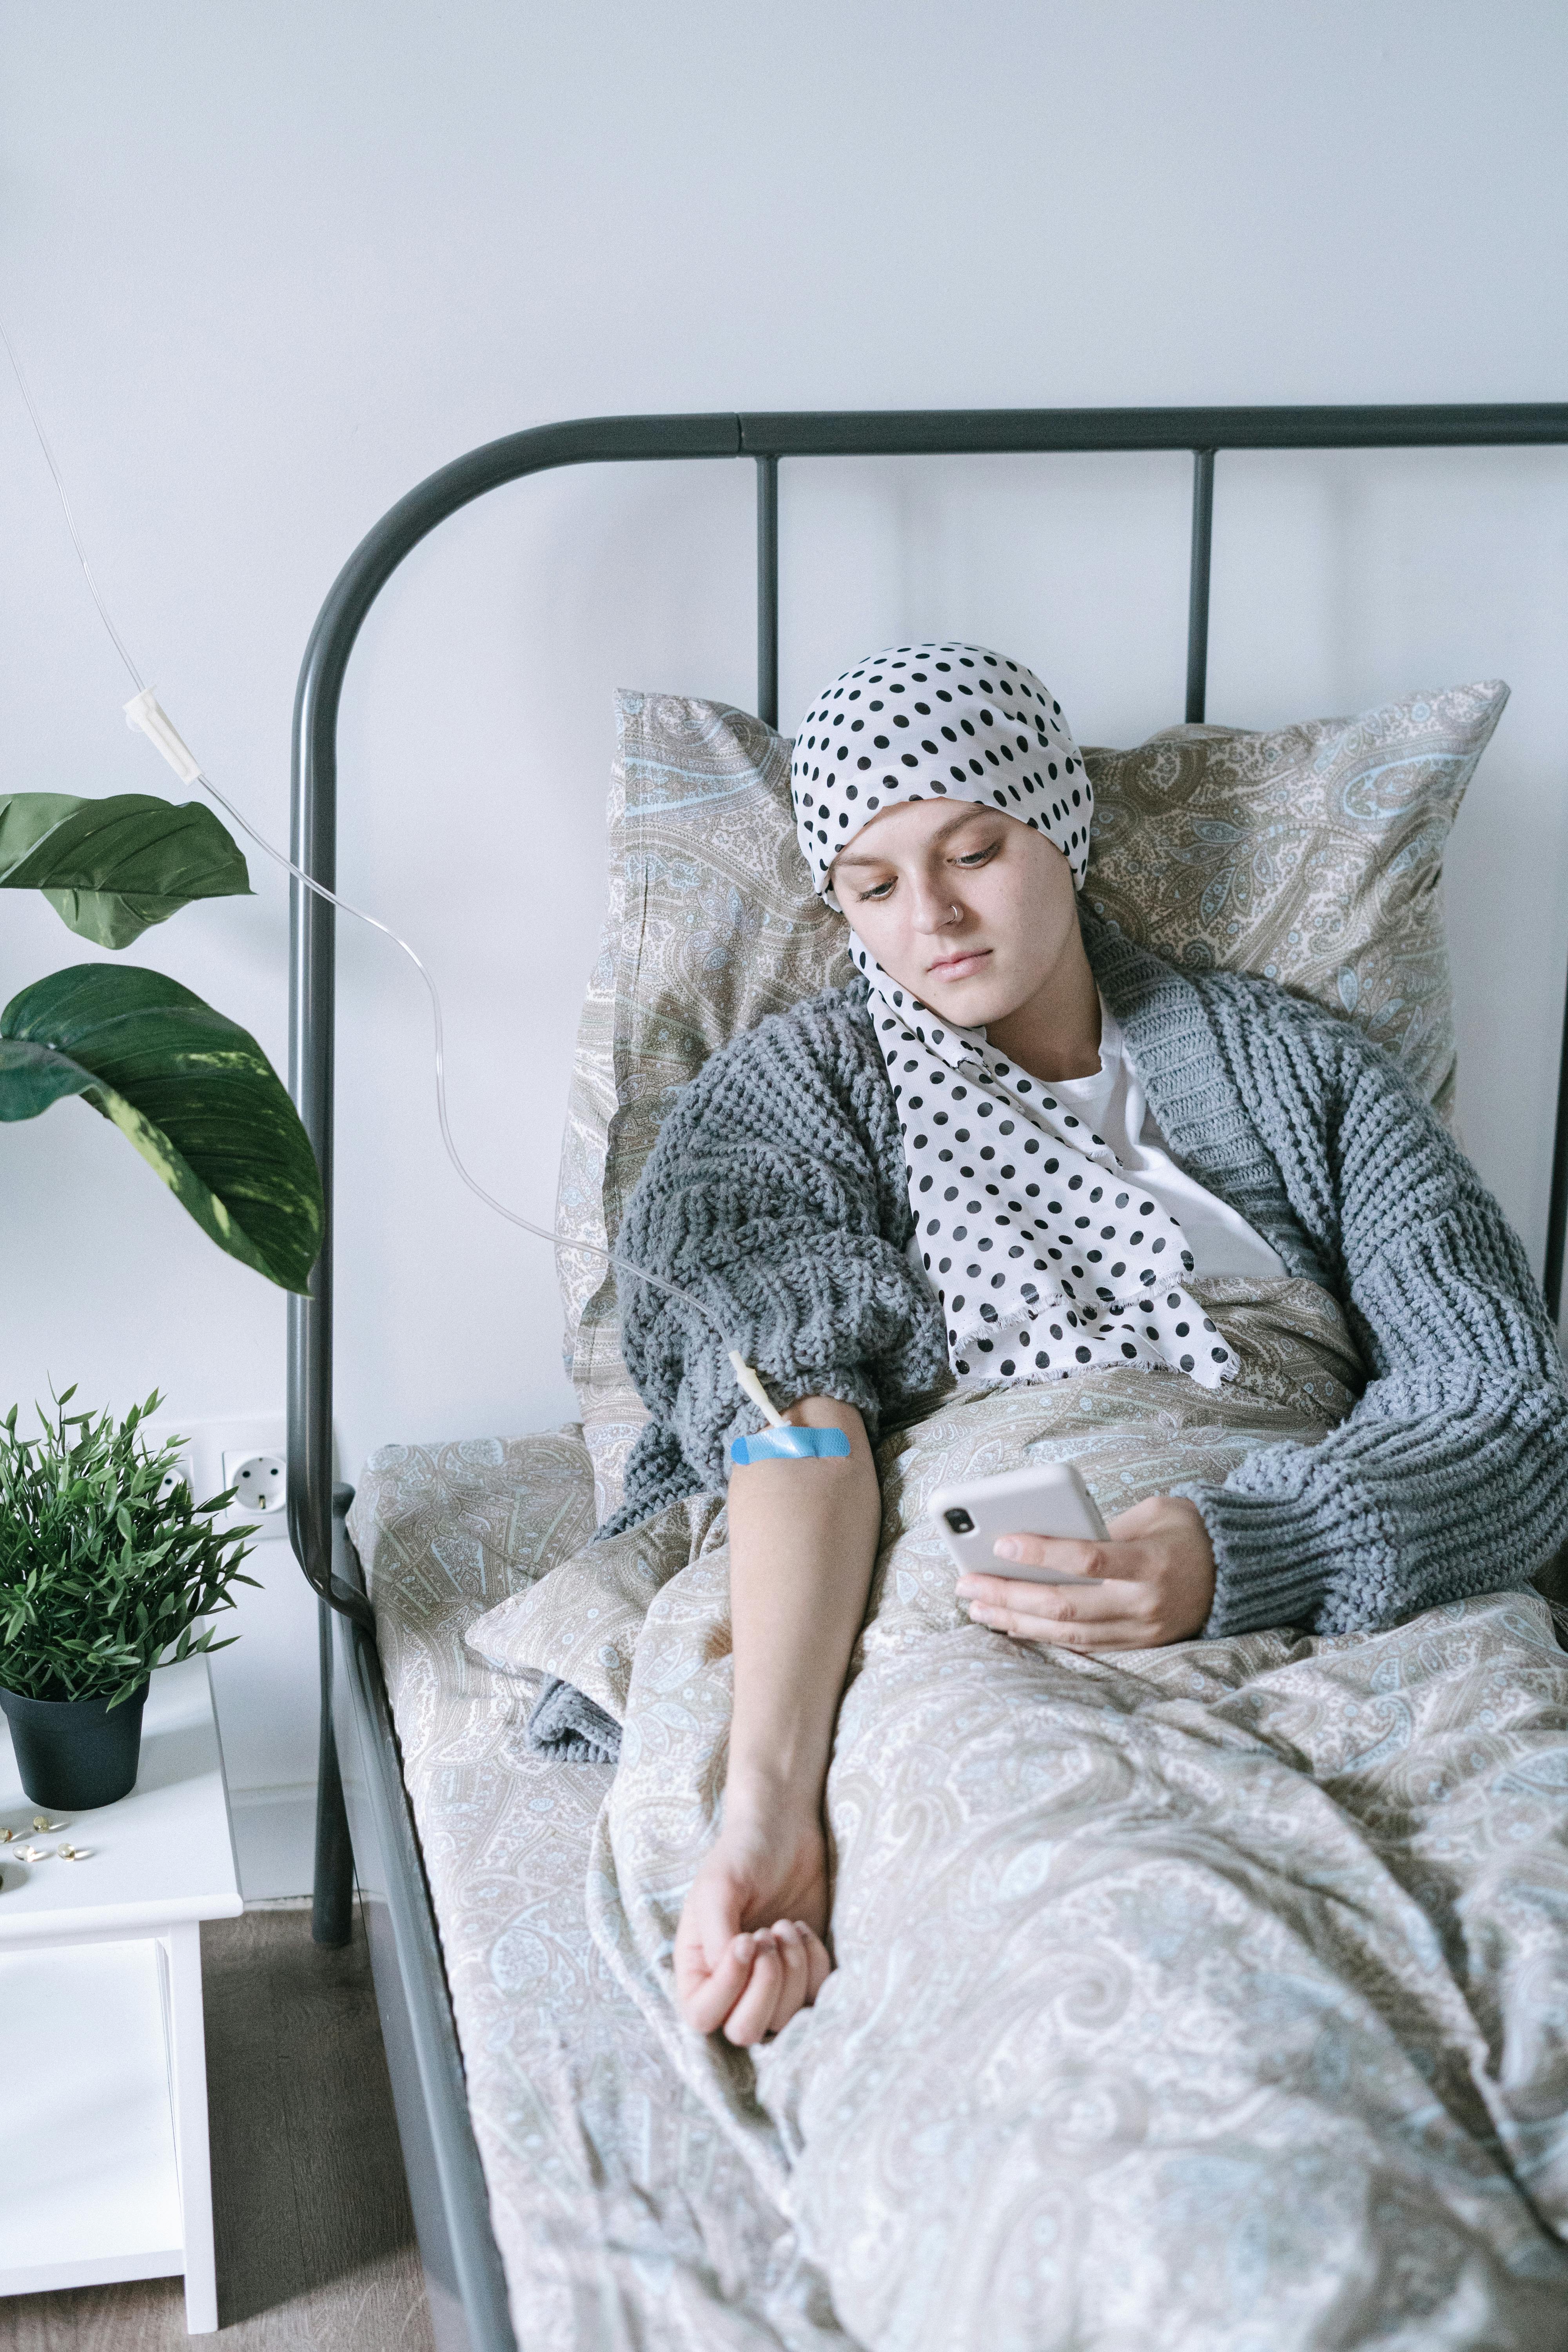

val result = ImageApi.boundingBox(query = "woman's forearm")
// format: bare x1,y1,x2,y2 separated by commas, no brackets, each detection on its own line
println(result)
724,1395,882,1811
674,1394,875,2040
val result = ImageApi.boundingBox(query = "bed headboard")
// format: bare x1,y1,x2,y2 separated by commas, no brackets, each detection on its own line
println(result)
287,403,1568,1650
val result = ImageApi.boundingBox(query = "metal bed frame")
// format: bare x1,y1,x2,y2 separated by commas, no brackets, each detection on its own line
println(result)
286,403,1568,2352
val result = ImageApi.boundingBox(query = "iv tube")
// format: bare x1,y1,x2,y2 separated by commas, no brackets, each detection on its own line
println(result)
0,318,740,1359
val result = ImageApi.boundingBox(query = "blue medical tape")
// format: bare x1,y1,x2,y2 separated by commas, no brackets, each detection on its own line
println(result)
729,1426,852,1466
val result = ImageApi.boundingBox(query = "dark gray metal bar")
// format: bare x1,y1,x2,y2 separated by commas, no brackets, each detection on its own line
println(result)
287,630,350,1623
1185,450,1215,725
756,455,779,728
288,557,365,1941
1547,964,1568,1325
312,1595,354,1944
739,404,1568,458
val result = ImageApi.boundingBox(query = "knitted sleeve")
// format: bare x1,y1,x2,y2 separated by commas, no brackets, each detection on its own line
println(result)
1174,1008,1568,1637
602,987,949,1533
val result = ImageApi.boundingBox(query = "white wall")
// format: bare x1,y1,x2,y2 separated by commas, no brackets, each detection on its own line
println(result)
4,1,1566,1878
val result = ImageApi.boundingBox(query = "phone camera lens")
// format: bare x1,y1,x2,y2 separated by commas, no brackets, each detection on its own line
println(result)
944,1508,975,1534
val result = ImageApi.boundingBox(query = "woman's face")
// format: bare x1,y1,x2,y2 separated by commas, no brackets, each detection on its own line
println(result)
829,799,1080,1029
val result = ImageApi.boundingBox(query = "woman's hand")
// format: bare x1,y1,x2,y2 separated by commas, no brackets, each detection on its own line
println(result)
956,1493,1216,1650
673,1786,834,2046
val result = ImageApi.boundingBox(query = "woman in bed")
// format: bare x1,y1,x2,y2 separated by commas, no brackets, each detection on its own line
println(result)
603,641,1568,2051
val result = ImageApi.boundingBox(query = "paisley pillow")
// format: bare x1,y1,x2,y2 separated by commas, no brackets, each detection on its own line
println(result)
555,682,1506,1518
1082,680,1507,1127
553,693,853,1519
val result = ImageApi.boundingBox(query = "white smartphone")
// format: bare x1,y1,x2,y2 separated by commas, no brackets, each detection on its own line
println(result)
929,1461,1109,1584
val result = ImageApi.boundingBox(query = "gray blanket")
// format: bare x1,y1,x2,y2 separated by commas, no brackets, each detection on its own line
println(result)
526,1670,620,1764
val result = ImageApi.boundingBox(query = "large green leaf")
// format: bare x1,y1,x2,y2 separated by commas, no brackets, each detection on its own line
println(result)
0,964,322,1293
0,792,250,949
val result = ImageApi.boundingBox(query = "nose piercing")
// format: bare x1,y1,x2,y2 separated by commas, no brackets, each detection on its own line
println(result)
949,904,962,924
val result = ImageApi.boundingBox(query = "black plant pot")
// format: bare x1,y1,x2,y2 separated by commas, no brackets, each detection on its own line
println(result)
0,1681,149,1810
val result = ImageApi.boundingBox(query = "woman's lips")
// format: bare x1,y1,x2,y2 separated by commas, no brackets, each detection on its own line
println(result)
926,947,992,982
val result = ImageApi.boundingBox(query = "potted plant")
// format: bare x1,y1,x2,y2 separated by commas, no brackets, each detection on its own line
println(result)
0,1387,258,1808
0,782,322,1800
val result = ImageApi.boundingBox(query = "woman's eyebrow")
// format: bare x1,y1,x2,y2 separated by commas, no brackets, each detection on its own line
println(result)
834,813,991,869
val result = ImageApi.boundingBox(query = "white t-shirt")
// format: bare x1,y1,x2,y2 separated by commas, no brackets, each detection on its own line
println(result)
1044,996,1285,1281
907,992,1284,1301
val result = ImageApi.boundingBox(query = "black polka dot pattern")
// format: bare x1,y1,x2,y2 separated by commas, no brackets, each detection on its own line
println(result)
881,996,1237,1393
788,640,1234,1399
788,640,1093,909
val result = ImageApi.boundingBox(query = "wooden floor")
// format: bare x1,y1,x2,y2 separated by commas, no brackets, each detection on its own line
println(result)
0,1905,437,2351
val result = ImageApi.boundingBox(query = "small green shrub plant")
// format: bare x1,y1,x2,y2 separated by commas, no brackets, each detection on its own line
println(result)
0,1387,258,1708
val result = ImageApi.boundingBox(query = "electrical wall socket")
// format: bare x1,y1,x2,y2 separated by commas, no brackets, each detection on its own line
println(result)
132,1405,326,1893
223,1450,287,1532
143,1412,290,1545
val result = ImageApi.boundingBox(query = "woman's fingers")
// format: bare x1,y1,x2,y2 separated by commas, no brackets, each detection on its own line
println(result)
762,1919,811,2033
958,1568,1161,1648
959,1568,1132,1619
990,1532,1109,1581
959,1571,1148,1645
797,1920,834,2003
970,1601,1156,1647
673,1860,750,2032
683,1920,836,2045
677,1930,755,2036
722,1933,785,2045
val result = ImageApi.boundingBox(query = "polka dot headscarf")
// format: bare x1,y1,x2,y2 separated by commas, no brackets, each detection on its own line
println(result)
790,641,1235,1396
789,640,1091,910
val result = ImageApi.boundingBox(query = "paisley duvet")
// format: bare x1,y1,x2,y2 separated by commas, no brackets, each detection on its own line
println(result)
573,1278,1568,2347
363,1273,1568,2348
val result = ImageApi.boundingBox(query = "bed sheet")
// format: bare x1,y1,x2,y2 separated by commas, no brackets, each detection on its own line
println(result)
349,1432,830,2350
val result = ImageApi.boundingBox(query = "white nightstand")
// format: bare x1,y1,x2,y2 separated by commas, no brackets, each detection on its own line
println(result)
0,1655,243,2334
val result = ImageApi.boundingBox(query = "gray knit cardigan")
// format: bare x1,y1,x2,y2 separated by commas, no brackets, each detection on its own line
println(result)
605,913,1568,1641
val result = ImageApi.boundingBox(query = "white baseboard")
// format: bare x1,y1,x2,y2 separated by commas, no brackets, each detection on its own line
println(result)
228,1783,316,1901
